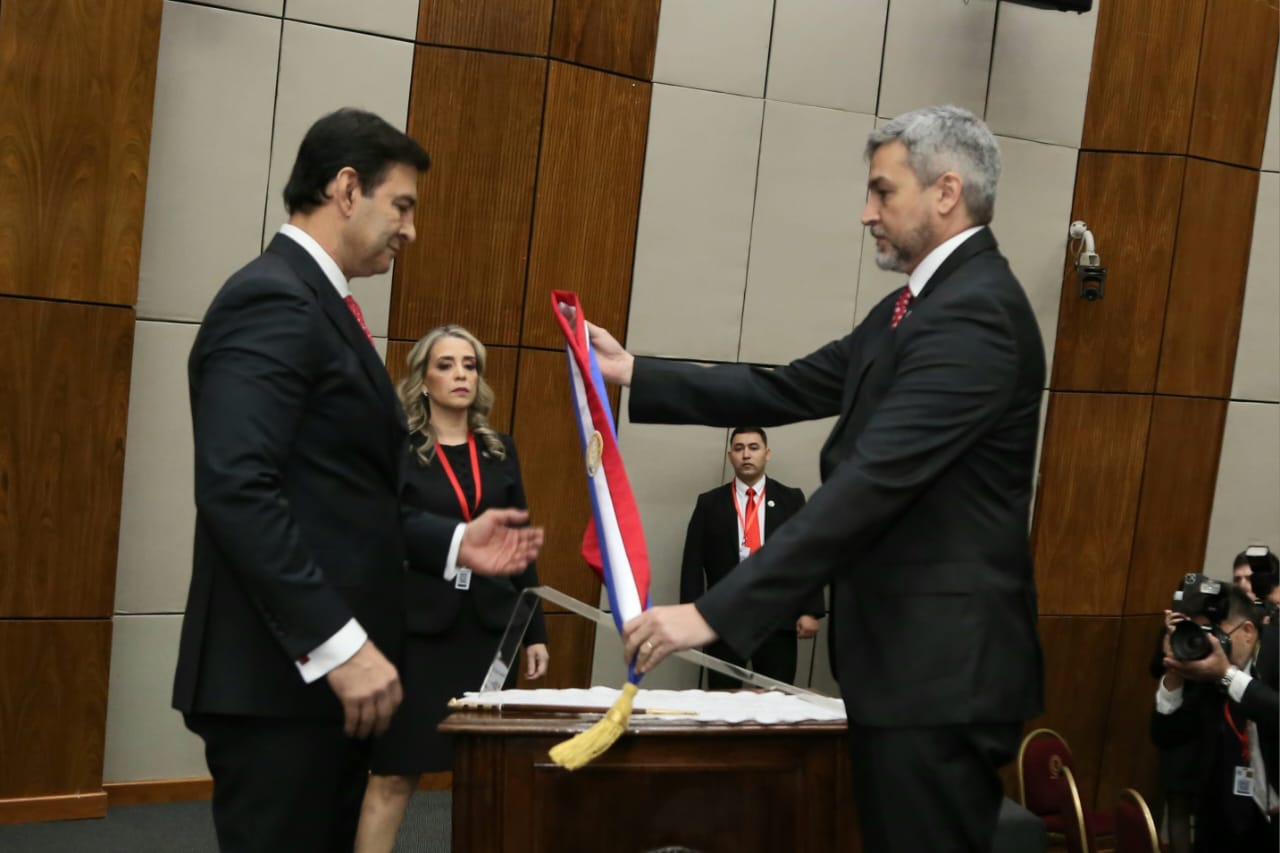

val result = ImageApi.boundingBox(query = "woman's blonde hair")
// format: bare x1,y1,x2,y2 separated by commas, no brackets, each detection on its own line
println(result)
397,325,506,466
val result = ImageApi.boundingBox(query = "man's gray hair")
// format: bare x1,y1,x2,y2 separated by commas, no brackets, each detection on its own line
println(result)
865,105,1001,224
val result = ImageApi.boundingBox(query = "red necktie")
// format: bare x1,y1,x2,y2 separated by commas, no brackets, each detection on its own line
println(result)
890,286,913,329
344,294,374,344
743,487,761,553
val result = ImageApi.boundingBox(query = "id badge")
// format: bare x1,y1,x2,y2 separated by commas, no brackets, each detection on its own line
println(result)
1235,766,1254,798
454,567,472,591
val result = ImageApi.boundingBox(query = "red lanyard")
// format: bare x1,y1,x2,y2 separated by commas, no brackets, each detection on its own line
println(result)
731,484,764,543
1223,701,1250,763
435,433,482,522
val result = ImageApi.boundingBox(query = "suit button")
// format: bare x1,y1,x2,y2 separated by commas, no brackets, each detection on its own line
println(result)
402,561,410,572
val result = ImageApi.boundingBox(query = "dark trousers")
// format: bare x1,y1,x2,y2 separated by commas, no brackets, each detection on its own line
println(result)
705,632,797,689
848,721,1022,853
186,713,371,853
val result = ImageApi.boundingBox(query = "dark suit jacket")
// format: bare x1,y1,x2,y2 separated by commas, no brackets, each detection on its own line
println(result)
1151,623,1280,795
173,234,457,721
630,228,1045,728
402,433,547,644
680,477,825,626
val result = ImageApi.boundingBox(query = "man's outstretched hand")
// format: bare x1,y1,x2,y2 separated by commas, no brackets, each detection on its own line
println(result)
460,508,544,575
622,604,718,674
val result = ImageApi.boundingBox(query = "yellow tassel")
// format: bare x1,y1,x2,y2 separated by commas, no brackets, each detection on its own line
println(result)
548,682,638,770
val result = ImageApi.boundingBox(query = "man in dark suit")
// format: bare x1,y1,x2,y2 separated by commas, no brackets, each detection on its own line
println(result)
681,427,824,688
173,108,542,853
1153,588,1279,851
595,105,1045,853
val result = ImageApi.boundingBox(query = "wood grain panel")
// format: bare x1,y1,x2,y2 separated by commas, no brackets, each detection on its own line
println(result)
390,47,546,346
1051,154,1185,393
0,619,111,799
0,298,133,617
550,0,662,80
1156,159,1260,397
0,791,106,824
104,777,211,806
0,0,162,305
510,348,612,610
1032,393,1152,616
522,62,650,349
385,341,518,435
1187,0,1280,167
1126,396,1227,614
1094,614,1164,813
1029,616,1122,812
515,612,595,689
1080,0,1207,153
418,0,553,55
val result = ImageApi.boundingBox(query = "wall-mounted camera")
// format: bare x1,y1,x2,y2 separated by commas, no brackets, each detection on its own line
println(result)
1068,220,1108,302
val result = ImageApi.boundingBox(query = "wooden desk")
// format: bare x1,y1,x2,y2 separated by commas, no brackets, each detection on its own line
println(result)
440,710,861,853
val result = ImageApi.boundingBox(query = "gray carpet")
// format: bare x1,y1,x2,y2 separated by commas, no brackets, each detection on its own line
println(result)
0,791,450,853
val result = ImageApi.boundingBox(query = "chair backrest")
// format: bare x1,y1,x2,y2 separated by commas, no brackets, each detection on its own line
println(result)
1115,788,1159,853
1058,766,1096,853
1018,727,1075,816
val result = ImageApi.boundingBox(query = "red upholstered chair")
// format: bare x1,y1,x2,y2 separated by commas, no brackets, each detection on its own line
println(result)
1059,766,1099,853
1114,788,1160,853
1016,728,1116,843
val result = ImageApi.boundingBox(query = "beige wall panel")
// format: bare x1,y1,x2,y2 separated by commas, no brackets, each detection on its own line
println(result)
985,3,1098,148
878,0,996,118
136,2,280,321
286,0,419,39
115,321,199,615
765,0,888,114
261,21,414,338
992,136,1078,369
196,0,282,13
853,228,902,327
1232,172,1280,402
628,85,763,362
103,615,207,783
651,0,773,97
740,102,873,367
1264,64,1279,173
759,417,839,498
1204,402,1280,571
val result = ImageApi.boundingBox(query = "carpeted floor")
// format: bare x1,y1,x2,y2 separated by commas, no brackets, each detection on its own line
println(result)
0,791,450,853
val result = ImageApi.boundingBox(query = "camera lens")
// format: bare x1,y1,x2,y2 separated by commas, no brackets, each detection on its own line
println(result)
1169,621,1211,661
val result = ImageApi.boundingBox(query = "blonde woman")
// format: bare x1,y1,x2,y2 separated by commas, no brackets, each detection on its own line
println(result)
357,325,548,852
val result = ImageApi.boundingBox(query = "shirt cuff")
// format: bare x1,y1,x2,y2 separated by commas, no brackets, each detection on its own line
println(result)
1155,678,1184,715
1227,668,1253,704
295,618,366,684
443,523,465,582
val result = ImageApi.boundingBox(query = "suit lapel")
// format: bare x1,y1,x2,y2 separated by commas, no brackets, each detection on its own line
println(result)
763,477,783,539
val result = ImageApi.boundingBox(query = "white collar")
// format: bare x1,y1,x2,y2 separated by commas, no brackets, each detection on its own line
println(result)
734,477,766,497
279,223,350,299
906,225,984,297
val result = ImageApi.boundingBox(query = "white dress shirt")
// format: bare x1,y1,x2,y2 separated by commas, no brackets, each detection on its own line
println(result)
276,224,466,683
905,225,984,297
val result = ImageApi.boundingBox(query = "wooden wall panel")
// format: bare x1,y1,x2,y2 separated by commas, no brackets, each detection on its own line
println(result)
1080,0,1207,153
1126,396,1227,615
417,0,553,56
0,298,133,617
550,0,662,80
1032,393,1152,616
390,47,546,345
523,62,650,349
510,348,610,610
385,341,518,435
514,612,594,689
1094,614,1164,813
1187,0,1280,168
0,619,111,799
1156,160,1260,398
1051,154,1185,393
1030,616,1122,811
0,0,162,305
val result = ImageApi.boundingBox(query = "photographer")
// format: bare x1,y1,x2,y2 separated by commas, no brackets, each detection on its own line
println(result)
1153,582,1278,851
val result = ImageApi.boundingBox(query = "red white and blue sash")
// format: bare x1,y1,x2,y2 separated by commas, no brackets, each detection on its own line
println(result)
551,291,651,682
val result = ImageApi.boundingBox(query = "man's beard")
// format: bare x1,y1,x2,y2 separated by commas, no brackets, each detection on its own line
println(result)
872,219,934,273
